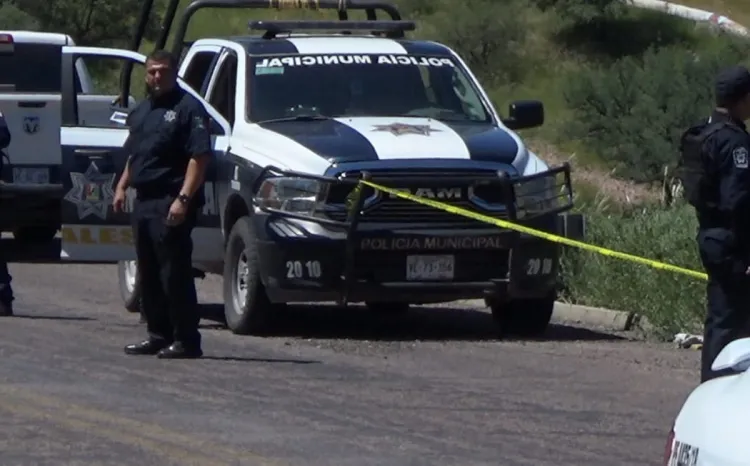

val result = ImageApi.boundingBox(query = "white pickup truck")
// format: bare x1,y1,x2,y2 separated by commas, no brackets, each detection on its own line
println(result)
0,30,128,242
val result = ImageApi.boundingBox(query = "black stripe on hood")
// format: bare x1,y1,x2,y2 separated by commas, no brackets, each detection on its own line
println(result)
440,122,520,165
257,119,380,163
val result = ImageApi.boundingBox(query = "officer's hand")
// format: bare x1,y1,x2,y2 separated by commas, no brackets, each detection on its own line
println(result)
745,266,750,275
112,187,127,213
166,199,187,226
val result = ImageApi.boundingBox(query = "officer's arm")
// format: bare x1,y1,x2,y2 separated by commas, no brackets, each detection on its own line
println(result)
116,114,136,192
718,135,750,233
0,112,10,150
179,103,213,199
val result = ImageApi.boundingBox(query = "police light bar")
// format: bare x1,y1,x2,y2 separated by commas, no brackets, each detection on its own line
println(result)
250,19,416,39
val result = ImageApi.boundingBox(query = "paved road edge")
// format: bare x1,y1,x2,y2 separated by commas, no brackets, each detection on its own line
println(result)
552,301,641,331
455,299,645,331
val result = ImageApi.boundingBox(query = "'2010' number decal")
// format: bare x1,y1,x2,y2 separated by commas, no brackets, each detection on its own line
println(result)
526,258,553,276
286,260,322,279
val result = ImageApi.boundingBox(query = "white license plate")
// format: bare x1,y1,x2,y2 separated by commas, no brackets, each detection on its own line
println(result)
13,167,49,185
406,255,454,281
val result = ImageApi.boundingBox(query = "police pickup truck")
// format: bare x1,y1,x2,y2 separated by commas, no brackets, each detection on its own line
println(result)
0,30,133,243
48,0,584,337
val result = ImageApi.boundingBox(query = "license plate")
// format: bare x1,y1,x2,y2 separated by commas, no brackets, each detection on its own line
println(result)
406,255,454,281
13,167,49,185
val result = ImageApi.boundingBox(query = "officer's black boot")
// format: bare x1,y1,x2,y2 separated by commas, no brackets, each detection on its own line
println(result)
124,339,170,355
157,342,203,359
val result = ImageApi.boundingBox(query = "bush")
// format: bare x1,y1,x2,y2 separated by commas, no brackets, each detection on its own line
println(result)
562,36,750,184
402,0,531,85
560,201,705,338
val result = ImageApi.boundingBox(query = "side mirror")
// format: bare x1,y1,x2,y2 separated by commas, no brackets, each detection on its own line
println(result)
501,100,544,130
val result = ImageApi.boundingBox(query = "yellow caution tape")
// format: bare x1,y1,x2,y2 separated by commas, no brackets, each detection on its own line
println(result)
359,180,709,282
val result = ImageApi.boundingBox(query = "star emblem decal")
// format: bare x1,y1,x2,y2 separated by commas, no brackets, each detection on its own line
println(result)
63,161,116,220
372,122,441,136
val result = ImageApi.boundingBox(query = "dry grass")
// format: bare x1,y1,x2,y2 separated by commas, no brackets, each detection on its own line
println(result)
529,140,662,206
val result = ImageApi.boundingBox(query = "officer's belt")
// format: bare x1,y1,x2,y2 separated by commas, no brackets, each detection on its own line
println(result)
134,186,180,200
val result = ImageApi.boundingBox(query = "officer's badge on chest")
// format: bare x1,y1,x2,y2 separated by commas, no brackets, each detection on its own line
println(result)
164,110,177,123
733,147,749,169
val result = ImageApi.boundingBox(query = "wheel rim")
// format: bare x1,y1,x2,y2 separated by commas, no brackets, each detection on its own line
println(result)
234,250,249,315
123,260,138,293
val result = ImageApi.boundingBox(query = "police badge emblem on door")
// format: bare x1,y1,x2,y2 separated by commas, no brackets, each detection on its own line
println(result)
22,116,39,134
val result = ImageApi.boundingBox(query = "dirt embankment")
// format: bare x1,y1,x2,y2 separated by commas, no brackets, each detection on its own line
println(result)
530,140,663,206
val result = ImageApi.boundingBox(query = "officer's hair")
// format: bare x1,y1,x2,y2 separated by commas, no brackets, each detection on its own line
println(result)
146,49,178,70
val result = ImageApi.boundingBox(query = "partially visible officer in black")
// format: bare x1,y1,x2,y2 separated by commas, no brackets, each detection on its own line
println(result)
679,65,750,383
0,111,14,316
112,49,212,359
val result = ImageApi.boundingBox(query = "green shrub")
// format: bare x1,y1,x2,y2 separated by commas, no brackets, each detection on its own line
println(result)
560,201,706,337
561,36,750,184
402,0,531,85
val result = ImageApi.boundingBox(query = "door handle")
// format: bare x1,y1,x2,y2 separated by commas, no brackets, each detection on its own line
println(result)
74,149,110,156
18,101,46,108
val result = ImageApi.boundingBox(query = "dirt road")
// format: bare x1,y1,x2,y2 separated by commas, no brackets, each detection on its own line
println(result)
0,263,699,466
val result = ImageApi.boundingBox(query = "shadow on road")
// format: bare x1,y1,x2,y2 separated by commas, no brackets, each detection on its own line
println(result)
201,355,320,364
198,303,625,343
11,314,95,322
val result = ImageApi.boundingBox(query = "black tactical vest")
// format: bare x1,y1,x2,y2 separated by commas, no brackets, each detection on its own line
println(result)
677,121,731,210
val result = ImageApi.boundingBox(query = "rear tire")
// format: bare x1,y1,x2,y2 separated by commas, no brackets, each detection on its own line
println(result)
117,260,142,313
222,216,279,335
488,293,555,337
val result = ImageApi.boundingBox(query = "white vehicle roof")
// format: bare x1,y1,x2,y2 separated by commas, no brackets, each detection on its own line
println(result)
0,30,74,45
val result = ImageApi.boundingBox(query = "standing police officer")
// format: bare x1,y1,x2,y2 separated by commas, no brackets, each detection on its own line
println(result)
679,65,750,382
112,50,212,359
0,111,14,316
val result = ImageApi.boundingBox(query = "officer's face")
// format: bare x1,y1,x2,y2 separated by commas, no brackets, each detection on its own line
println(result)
145,58,176,96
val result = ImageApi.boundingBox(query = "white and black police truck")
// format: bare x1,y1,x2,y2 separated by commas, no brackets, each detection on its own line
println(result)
25,0,584,337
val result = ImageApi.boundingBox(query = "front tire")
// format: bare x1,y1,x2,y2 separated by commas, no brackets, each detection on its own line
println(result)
117,260,141,313
488,293,555,337
222,216,278,335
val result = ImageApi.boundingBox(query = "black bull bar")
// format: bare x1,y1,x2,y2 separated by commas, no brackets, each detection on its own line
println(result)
252,164,575,301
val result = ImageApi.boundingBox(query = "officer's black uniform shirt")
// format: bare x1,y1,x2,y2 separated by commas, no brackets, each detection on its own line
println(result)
124,87,212,206
704,110,750,238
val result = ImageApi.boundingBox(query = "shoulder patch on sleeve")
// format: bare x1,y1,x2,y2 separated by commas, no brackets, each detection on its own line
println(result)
734,147,749,168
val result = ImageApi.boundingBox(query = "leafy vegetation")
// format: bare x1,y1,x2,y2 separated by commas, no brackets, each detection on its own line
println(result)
2,0,750,335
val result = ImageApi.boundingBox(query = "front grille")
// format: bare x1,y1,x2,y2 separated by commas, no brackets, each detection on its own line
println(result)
324,168,509,223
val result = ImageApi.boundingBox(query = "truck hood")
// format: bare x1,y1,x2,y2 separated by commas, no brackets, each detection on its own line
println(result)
255,116,521,165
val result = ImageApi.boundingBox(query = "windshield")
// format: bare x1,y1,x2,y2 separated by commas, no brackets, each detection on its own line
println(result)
0,43,64,93
247,54,493,123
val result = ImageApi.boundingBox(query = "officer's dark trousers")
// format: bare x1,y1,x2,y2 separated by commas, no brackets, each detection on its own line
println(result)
698,228,750,383
0,260,13,304
132,195,201,349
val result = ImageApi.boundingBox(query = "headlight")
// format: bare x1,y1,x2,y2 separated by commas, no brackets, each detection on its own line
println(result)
514,175,558,217
255,177,324,215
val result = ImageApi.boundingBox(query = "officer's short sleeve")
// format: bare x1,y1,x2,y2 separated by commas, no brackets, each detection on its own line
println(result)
717,132,750,219
181,100,212,158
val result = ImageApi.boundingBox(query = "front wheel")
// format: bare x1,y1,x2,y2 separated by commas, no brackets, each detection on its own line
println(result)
222,216,279,335
117,260,141,313
488,293,555,337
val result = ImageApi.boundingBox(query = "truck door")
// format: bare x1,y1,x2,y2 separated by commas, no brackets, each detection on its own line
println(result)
59,46,231,263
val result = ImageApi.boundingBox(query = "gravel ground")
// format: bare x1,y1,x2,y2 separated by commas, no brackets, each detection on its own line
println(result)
0,262,700,466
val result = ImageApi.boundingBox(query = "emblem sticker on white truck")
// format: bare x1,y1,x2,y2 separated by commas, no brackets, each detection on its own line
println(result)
63,161,115,220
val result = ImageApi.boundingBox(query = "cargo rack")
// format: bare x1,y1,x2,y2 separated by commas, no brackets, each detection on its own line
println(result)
122,0,405,105
249,19,416,39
